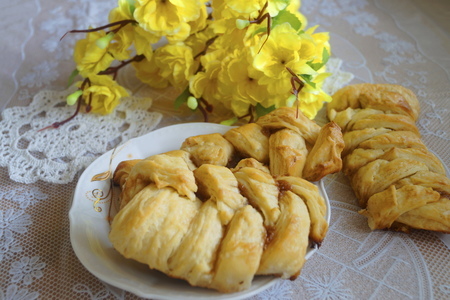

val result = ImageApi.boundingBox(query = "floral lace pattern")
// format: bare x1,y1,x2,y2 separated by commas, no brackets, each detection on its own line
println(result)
0,89,162,184
0,0,449,299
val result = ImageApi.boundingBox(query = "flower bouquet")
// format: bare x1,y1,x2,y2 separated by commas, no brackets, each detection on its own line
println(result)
58,0,331,127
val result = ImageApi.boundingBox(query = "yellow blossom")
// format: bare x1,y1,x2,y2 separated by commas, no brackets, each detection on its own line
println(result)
134,0,202,36
132,56,169,89
305,25,331,63
189,60,221,102
73,29,129,77
253,25,302,79
266,0,291,17
185,26,216,57
154,43,196,89
109,0,159,59
218,50,267,116
297,72,332,118
78,75,129,115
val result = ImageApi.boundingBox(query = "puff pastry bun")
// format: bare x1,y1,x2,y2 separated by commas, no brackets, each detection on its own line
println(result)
328,83,450,233
110,107,339,293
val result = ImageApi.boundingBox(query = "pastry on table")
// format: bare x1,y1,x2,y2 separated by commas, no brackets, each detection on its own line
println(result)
302,121,345,182
109,106,336,293
193,164,247,225
256,190,310,279
277,176,328,246
180,133,235,167
233,166,281,227
117,151,197,209
328,83,450,233
268,128,308,177
224,123,270,163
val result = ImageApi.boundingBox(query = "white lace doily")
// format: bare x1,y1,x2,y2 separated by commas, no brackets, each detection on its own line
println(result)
0,89,162,184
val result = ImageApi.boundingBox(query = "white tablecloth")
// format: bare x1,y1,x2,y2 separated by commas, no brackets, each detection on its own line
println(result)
0,0,449,299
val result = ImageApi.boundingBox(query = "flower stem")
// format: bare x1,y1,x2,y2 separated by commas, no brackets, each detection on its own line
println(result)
60,19,137,41
38,95,83,131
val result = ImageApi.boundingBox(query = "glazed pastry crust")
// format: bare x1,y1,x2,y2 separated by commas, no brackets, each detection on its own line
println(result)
234,167,280,227
109,106,336,293
211,205,265,292
119,152,197,208
328,83,420,121
181,133,235,167
109,184,202,273
269,129,308,177
277,176,328,245
224,123,269,163
329,83,450,233
302,121,344,182
256,107,321,145
168,200,223,287
194,164,247,225
256,190,310,279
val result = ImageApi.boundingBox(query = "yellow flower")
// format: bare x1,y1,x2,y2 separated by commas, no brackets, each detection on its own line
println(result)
73,30,118,77
218,50,267,116
287,0,308,29
226,0,262,16
134,0,202,36
189,60,221,101
185,25,216,57
132,56,169,89
154,43,196,89
305,25,331,63
266,0,290,17
78,75,129,115
253,23,302,79
297,72,332,118
109,0,159,59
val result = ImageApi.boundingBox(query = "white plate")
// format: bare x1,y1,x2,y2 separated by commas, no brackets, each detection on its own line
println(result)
69,123,331,300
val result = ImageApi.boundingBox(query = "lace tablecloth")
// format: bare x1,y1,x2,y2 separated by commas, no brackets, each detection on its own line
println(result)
1,0,449,299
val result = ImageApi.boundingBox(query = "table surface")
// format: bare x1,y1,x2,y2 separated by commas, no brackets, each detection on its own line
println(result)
0,0,449,299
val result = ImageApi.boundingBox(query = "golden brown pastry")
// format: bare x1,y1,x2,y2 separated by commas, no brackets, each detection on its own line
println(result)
193,164,247,225
224,123,270,163
233,166,280,227
328,83,420,121
180,133,235,167
167,200,223,288
256,106,321,145
277,176,328,245
268,128,308,177
359,185,440,230
109,184,202,273
231,158,271,174
109,106,335,293
211,205,265,292
113,159,141,188
302,121,345,182
329,83,450,233
256,190,310,279
119,152,197,208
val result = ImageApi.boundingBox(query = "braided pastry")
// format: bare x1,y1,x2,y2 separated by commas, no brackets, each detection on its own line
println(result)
327,83,450,233
109,107,342,293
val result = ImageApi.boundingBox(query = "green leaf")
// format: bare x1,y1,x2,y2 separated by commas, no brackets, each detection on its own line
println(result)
272,9,302,31
299,74,316,88
308,48,330,71
220,117,239,126
255,103,276,119
127,0,136,15
174,87,191,109
67,69,79,88
252,26,269,37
